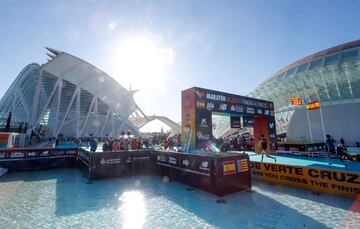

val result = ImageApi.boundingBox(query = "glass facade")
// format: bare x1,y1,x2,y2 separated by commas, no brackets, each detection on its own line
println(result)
249,41,360,136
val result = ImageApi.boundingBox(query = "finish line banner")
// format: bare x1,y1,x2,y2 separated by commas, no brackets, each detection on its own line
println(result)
250,161,360,198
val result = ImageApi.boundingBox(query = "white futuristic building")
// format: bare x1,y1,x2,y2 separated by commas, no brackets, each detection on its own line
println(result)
249,40,360,144
0,48,149,139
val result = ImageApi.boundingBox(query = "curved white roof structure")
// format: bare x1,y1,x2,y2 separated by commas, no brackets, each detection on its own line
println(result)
0,48,147,138
249,40,360,143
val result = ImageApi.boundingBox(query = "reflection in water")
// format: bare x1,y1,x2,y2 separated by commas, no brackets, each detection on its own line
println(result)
119,191,146,229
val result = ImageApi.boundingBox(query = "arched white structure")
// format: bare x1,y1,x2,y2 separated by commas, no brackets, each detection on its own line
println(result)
131,115,181,136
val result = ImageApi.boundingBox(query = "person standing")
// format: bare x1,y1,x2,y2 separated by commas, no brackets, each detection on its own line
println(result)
90,137,98,152
325,134,336,164
325,134,336,154
54,134,60,148
102,138,110,152
112,139,121,151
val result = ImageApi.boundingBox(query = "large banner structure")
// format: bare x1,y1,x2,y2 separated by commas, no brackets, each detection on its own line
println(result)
182,87,276,150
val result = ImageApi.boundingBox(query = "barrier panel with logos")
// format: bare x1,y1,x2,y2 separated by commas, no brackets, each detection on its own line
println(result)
250,161,360,198
154,151,251,196
88,150,154,179
87,150,251,196
277,142,326,152
0,148,78,171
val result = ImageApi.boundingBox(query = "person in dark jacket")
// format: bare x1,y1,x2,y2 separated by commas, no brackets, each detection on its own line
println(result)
90,137,98,152
102,138,111,152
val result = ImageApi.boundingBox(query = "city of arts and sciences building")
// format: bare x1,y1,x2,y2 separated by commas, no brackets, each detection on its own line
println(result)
1,40,359,144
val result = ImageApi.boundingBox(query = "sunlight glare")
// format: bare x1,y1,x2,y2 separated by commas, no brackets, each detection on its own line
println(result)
111,37,174,93
118,190,147,229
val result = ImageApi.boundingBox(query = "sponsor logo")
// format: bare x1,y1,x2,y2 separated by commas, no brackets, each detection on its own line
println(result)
27,152,37,157
126,156,132,163
227,97,241,104
235,105,244,113
168,156,177,165
182,159,190,167
206,93,226,101
196,131,211,140
39,151,49,157
10,152,25,158
257,109,263,115
0,152,6,159
269,122,275,129
223,161,236,175
199,161,210,171
52,151,65,156
200,118,208,127
196,90,205,99
206,102,214,111
101,158,121,165
157,155,167,162
100,158,106,165
133,156,150,161
196,100,206,109
219,103,227,111
246,107,255,114
230,105,235,112
240,99,269,109
67,150,77,155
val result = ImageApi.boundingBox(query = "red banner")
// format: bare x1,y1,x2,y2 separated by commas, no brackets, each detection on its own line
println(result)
306,101,321,110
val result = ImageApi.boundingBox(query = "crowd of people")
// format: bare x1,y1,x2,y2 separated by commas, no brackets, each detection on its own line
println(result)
54,134,182,152
213,135,255,152
325,134,358,165
53,132,359,164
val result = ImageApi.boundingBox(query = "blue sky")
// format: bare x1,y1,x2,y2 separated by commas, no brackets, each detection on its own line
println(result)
1,0,360,123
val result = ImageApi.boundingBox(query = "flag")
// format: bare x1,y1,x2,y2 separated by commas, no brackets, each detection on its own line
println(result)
290,97,303,106
236,159,249,172
223,161,236,175
306,100,321,110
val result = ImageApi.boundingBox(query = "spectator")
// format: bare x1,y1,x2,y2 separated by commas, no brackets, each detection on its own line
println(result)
102,138,111,152
112,139,121,151
54,134,60,148
325,134,336,154
90,137,98,152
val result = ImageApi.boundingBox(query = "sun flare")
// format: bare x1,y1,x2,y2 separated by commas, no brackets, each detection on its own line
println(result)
111,37,174,92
